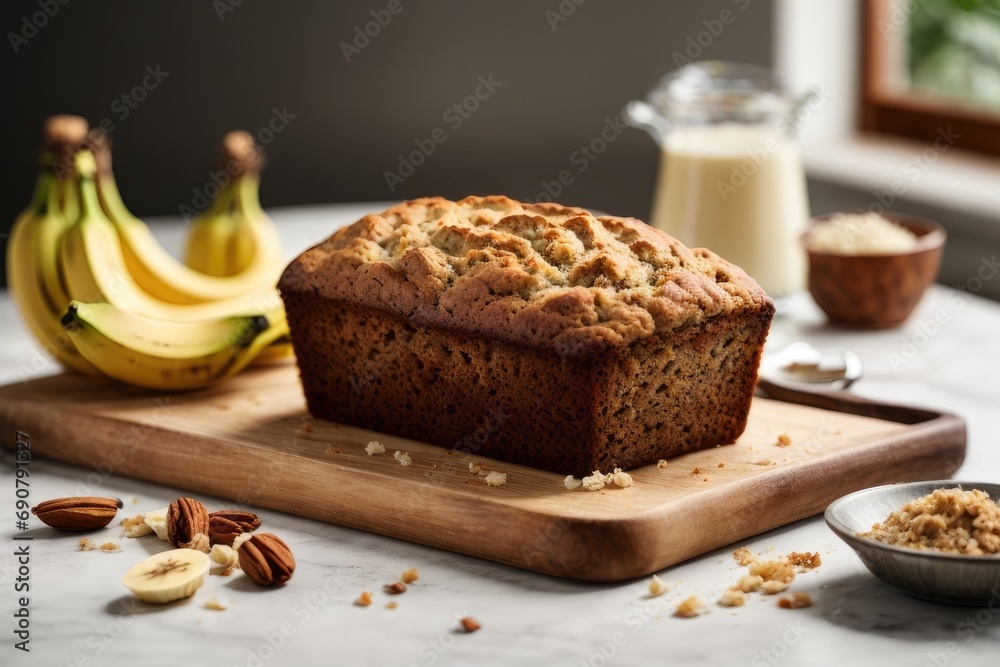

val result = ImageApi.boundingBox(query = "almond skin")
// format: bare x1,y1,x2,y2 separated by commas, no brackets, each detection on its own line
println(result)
238,533,294,586
31,496,122,531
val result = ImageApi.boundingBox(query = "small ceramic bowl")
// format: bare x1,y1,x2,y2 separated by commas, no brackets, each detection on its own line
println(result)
804,213,946,329
825,480,1000,606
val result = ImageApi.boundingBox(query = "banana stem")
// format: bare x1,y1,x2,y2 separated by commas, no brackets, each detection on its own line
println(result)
26,170,58,217
233,174,264,218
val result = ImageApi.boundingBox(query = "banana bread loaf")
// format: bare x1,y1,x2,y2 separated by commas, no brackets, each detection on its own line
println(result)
279,196,774,476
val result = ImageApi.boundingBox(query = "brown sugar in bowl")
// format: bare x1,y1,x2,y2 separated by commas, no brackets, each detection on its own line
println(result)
804,213,946,329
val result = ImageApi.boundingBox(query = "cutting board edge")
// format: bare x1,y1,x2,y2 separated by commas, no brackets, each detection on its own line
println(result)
0,398,967,581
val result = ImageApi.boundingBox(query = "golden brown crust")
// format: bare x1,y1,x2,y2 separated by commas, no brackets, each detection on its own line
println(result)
279,196,771,359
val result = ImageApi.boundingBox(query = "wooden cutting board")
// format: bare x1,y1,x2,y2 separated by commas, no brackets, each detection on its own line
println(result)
0,365,965,582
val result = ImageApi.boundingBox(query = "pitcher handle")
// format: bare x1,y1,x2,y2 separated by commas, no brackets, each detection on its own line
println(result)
624,100,672,143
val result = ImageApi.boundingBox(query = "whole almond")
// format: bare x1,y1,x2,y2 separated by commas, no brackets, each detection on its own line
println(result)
238,533,294,586
167,497,210,552
209,510,261,546
31,497,122,531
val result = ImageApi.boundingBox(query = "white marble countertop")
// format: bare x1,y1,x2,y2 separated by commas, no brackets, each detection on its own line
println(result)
3,203,1000,667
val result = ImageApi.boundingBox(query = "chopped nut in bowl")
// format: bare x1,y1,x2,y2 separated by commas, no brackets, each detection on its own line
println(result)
825,480,1000,606
803,212,945,329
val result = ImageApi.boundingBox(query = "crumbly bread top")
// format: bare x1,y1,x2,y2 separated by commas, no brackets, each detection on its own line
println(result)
279,196,771,357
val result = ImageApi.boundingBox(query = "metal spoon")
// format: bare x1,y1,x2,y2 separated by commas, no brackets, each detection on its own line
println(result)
758,342,864,393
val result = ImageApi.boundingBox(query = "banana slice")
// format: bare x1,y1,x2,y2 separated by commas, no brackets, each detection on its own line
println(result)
143,507,169,541
122,548,210,604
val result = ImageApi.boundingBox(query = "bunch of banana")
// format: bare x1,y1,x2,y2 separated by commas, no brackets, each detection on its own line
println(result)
6,116,292,390
7,116,100,377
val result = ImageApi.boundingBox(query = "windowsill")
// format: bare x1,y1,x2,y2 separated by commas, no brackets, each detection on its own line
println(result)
802,134,1000,223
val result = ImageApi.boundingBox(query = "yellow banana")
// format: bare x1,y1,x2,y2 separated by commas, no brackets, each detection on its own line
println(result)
90,133,284,305
62,300,288,391
6,167,100,376
58,151,285,323
183,131,283,277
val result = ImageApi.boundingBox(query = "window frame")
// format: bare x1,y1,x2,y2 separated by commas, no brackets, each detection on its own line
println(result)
860,0,1000,156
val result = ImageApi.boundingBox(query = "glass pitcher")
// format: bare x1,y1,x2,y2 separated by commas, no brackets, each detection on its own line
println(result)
626,61,813,297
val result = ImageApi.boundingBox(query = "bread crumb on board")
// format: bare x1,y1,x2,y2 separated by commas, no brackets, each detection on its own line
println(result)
776,433,792,447
612,469,633,488
674,595,707,618
657,459,668,469
570,468,633,491
733,546,756,565
365,440,386,456
778,592,813,609
355,591,373,607
401,568,420,584
384,582,407,595
386,602,398,610
394,451,413,466
581,471,608,492
484,471,507,487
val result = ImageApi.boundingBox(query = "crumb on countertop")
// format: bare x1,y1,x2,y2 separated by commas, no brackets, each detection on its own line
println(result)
203,597,229,611
778,592,813,609
394,451,413,466
674,595,707,618
733,547,756,566
401,568,420,584
648,574,671,597
718,589,747,607
384,582,407,595
787,551,822,568
121,514,152,538
355,591,373,607
776,433,792,447
460,617,481,633
365,440,386,456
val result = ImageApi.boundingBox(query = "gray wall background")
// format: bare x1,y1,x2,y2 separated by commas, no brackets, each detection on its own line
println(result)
1,0,772,286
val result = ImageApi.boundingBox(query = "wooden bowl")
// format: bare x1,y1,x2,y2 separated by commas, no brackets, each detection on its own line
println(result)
804,213,945,329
